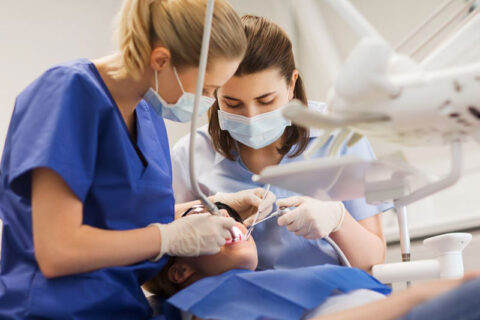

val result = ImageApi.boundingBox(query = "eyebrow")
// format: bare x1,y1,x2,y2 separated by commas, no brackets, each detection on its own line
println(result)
223,91,276,101
204,84,221,90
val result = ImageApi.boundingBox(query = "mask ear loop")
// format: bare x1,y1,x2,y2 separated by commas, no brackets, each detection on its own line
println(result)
172,67,186,94
155,71,159,92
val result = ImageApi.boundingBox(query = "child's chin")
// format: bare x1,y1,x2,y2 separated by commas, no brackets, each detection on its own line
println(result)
231,251,258,270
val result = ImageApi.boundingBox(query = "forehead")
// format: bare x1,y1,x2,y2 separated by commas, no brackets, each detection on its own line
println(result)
205,58,243,87
220,68,286,97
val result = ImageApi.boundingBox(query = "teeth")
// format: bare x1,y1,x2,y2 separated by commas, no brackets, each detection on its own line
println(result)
231,226,245,242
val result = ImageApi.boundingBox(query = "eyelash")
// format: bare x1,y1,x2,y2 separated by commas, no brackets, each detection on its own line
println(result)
258,99,274,105
225,102,241,108
224,100,274,108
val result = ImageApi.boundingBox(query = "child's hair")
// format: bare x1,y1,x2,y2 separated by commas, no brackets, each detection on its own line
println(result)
113,0,247,79
143,257,179,298
208,15,310,160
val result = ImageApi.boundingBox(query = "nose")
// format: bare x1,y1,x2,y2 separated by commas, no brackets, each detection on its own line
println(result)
243,104,259,118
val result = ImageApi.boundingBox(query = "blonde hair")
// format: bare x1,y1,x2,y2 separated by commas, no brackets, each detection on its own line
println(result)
113,0,247,80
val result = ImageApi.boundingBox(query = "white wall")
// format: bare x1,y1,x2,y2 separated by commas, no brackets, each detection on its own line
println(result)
0,0,197,155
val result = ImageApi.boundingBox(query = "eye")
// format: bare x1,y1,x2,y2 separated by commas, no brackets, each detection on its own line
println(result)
258,99,274,106
222,99,241,108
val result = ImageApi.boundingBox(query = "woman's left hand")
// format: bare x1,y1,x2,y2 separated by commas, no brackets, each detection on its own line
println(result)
214,188,276,221
276,196,346,239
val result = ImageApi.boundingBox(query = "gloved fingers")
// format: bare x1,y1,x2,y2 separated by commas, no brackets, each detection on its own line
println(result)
305,232,324,240
293,226,310,237
218,209,230,218
276,196,304,208
242,215,257,228
213,192,227,204
277,208,300,227
294,220,316,237
256,190,276,211
205,245,222,255
216,234,227,247
214,215,236,229
248,189,275,212
244,192,264,210
282,205,310,231
286,214,309,233
221,228,233,241
242,204,274,227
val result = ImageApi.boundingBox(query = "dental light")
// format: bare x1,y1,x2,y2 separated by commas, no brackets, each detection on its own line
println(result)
256,0,478,283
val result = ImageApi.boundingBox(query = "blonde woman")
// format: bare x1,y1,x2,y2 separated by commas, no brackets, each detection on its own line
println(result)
0,0,270,318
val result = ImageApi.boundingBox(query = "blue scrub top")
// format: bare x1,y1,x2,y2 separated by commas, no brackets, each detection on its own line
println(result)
172,102,390,270
0,59,174,319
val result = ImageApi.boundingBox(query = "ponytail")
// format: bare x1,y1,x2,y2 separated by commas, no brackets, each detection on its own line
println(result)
112,0,247,80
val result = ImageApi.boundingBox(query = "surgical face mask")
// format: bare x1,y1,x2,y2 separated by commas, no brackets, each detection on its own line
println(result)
218,107,292,149
143,67,215,123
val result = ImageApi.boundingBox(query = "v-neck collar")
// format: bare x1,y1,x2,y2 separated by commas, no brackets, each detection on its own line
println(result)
87,60,149,169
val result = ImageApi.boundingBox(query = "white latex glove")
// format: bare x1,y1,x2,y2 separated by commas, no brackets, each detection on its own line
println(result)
277,196,346,239
214,188,276,224
150,213,235,260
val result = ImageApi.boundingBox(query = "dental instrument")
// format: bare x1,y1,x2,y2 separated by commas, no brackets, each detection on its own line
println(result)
249,207,288,227
188,0,221,216
245,184,271,239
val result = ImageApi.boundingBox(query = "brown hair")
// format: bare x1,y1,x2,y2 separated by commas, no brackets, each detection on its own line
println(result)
112,0,247,80
143,257,179,298
208,15,310,160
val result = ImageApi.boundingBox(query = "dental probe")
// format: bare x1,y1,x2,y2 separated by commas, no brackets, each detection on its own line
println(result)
249,207,289,227
245,184,271,239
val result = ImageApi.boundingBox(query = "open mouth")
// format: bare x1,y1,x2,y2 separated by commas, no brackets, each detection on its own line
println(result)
225,225,247,245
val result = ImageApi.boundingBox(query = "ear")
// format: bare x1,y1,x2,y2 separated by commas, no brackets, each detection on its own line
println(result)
167,261,196,285
150,47,171,72
288,70,299,100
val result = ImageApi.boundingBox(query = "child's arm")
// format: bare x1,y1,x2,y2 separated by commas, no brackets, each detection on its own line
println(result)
314,273,480,320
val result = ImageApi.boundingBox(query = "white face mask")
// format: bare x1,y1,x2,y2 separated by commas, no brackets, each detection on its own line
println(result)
143,67,215,123
218,107,292,149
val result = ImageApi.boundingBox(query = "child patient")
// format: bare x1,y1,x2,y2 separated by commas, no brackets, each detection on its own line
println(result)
144,219,391,319
145,216,480,320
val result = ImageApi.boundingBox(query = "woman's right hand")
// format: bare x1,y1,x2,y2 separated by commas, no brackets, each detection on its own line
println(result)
152,213,236,258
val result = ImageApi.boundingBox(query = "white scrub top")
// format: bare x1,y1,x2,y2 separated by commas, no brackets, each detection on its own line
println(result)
172,101,390,270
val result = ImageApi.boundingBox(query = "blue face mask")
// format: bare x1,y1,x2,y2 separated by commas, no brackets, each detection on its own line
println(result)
143,67,215,123
218,107,291,149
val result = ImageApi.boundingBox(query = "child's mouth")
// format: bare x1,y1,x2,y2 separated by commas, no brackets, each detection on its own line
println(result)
225,226,246,245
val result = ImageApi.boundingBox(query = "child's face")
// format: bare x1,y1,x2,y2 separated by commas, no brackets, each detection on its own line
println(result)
193,222,257,275
174,221,258,283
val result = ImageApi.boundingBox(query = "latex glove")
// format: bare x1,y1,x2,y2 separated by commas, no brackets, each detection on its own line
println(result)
151,213,235,260
214,188,276,223
277,196,346,239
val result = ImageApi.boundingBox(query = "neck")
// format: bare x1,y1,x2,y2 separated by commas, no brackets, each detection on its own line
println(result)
238,137,285,174
92,54,153,134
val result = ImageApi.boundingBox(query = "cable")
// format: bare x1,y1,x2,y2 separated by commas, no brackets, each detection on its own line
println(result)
188,0,221,215
324,236,351,267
